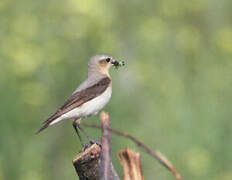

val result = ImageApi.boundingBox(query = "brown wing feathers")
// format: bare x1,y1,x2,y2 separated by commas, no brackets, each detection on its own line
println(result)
36,77,111,134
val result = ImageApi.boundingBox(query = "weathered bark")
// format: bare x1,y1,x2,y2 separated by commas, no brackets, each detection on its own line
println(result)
72,143,120,180
119,148,144,180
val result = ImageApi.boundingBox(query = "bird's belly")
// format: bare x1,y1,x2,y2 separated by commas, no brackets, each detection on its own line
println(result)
62,86,112,119
82,86,112,117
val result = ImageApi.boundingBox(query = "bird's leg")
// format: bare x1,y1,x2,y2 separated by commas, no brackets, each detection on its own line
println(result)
72,119,84,147
76,119,91,141
76,119,101,146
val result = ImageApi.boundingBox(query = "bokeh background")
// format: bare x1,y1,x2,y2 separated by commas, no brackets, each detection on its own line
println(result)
1,0,232,179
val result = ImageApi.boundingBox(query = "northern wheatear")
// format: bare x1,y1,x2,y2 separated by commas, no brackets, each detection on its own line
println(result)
36,54,124,145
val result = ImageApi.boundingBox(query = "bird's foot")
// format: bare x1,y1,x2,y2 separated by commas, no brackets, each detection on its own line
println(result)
89,139,102,147
81,143,92,151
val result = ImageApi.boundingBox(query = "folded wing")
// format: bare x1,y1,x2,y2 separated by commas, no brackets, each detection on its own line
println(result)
36,77,111,134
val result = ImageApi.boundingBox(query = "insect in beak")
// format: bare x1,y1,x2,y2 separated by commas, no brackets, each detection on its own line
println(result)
111,60,125,69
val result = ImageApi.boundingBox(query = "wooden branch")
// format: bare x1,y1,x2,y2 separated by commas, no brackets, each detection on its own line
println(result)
73,114,183,180
72,143,120,180
119,148,144,180
72,112,120,180
82,122,183,180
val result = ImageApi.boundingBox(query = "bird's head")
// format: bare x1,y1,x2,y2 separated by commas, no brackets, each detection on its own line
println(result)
88,54,124,77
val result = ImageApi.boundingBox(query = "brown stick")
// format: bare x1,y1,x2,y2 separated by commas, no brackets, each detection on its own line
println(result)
100,112,112,180
82,122,183,180
119,148,144,180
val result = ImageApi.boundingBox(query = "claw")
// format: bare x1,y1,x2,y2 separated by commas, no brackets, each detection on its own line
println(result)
90,139,102,147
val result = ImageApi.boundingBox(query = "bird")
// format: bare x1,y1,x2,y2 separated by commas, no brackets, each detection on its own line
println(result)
36,54,123,146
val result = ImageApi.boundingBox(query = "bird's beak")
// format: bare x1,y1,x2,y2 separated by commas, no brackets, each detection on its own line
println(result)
111,60,119,66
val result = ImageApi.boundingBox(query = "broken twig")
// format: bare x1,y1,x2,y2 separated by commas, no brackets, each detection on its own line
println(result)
119,148,144,180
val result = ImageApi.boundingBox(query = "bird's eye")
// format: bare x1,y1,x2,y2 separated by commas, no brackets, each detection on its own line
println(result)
106,58,111,62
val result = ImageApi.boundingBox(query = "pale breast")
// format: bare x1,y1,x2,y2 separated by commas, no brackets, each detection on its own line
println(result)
61,86,112,120
81,85,112,117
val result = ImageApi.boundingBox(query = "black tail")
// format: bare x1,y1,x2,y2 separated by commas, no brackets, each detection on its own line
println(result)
35,113,59,134
35,122,50,134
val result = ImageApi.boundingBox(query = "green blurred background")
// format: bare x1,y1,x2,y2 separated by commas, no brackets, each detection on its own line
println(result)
1,0,232,179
